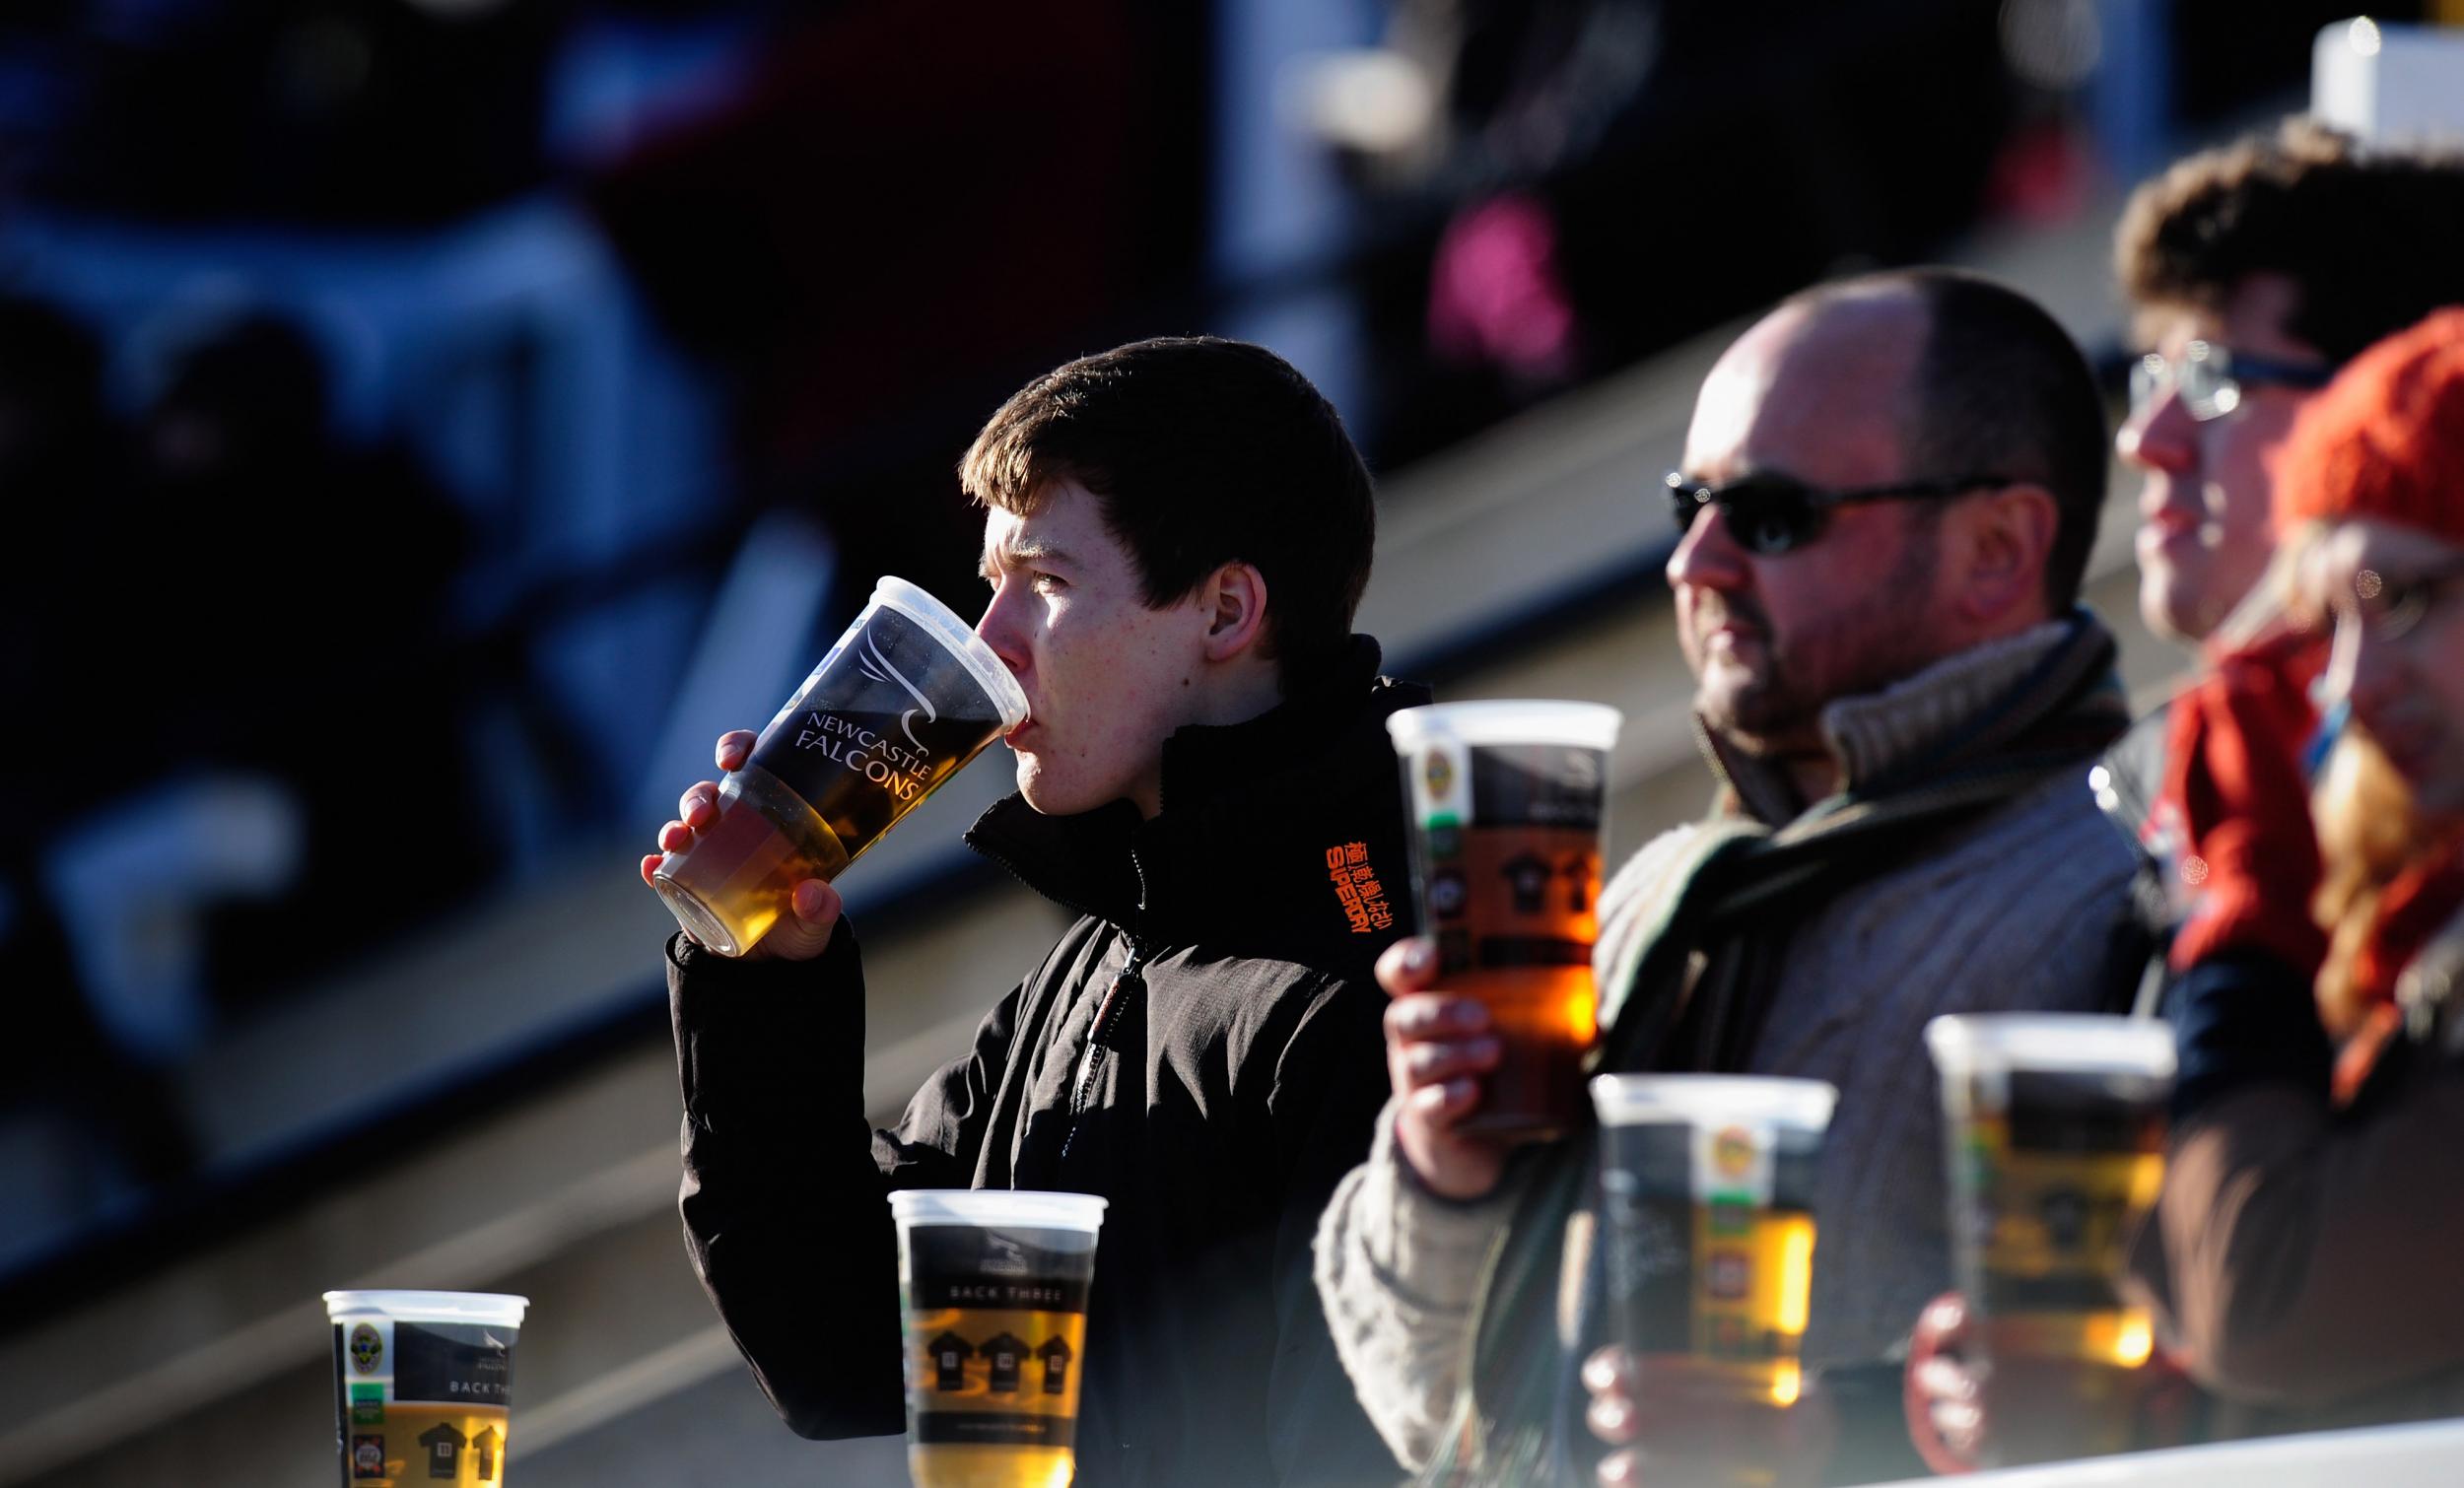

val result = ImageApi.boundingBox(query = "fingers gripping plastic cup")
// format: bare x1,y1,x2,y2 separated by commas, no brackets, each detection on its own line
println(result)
1925,1014,2175,1464
325,1291,528,1487
890,1191,1107,1488
653,576,1029,956
1591,1075,1837,1420
1387,700,1623,1138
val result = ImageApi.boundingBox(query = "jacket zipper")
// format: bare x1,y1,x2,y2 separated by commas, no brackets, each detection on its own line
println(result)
1060,937,1149,1165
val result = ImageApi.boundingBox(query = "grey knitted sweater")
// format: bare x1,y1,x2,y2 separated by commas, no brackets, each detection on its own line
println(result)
1312,622,2144,1473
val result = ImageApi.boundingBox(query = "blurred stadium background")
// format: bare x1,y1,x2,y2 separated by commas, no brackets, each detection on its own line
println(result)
0,3,2451,1484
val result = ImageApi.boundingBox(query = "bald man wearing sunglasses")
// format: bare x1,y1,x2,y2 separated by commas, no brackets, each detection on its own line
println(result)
1314,267,2151,1486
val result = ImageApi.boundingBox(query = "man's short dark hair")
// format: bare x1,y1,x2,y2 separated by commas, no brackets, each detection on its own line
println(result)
1797,268,2107,609
959,336,1376,688
2116,117,2464,364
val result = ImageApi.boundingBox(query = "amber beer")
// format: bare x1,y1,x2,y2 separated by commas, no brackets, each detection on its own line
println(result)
1593,1076,1836,1424
654,576,1029,956
890,1191,1107,1488
1926,1014,2174,1465
326,1291,526,1488
1387,701,1622,1137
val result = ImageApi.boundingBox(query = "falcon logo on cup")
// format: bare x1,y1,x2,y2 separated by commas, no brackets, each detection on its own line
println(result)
857,628,939,755
350,1323,383,1374
1424,751,1454,801
1712,1127,1758,1180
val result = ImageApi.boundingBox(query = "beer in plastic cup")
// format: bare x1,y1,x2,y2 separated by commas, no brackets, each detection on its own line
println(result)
653,576,1029,956
326,1290,527,1487
1592,1074,1836,1416
1387,700,1622,1137
1925,1013,2174,1463
890,1190,1107,1488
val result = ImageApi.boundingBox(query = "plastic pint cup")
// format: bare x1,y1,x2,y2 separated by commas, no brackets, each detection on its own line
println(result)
653,576,1029,957
1388,700,1622,1138
890,1190,1108,1488
326,1290,527,1487
1592,1075,1836,1414
1926,1014,2174,1463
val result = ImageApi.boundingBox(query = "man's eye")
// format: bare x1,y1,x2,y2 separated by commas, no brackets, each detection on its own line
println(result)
1033,572,1067,593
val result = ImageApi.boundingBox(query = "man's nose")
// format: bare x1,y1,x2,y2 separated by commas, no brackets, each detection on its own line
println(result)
974,583,1029,674
1667,507,1749,593
2118,389,2199,484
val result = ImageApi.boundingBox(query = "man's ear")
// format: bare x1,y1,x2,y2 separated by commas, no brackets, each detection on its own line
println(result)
1947,481,2059,626
1199,561,1269,662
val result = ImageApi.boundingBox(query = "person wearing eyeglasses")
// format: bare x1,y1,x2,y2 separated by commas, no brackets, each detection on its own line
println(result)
2111,310,2464,1447
1906,124,2464,1472
1314,267,2150,1486
2088,121,2464,926
2113,118,2464,651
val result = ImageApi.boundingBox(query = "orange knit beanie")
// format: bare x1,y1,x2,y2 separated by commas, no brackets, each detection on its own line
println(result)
2272,305,2464,541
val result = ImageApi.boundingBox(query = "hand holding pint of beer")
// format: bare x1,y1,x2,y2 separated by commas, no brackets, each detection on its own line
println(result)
1384,701,1623,1142
647,577,1028,958
1923,1014,2175,1467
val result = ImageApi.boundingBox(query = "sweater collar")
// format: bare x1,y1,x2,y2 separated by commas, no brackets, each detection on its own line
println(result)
1705,610,2120,826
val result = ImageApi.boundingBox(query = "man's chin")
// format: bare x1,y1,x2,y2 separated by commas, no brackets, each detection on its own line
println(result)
2138,570,2204,646
1698,691,1814,761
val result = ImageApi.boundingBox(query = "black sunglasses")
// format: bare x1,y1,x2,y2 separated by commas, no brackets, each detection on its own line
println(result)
1663,470,2016,556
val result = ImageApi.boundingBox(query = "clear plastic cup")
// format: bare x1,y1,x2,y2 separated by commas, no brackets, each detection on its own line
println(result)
325,1290,529,1486
1591,1075,1837,1416
1926,1013,2176,1463
654,576,1029,956
1388,701,1623,1139
889,1190,1108,1488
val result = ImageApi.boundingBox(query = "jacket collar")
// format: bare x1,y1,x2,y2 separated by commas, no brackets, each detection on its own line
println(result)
965,636,1431,935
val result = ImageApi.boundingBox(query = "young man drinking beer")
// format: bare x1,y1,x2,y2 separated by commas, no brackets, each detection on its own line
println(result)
647,337,1420,1488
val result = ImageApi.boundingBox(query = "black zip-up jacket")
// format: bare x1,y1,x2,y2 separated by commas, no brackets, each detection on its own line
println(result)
667,640,1428,1488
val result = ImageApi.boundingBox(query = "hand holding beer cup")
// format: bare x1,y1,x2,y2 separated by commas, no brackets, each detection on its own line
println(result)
1384,700,1623,1153
1902,1288,2201,1472
1923,1015,2180,1467
1582,1343,1836,1487
1377,935,1512,1200
646,576,1028,957
641,730,844,963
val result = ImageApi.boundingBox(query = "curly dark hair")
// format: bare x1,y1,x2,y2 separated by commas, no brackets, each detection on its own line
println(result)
2115,116,2464,364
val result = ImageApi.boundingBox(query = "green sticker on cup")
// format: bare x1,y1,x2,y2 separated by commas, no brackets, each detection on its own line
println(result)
350,1384,384,1426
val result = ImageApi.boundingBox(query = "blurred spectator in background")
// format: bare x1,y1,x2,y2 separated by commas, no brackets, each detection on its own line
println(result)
114,309,477,997
0,292,196,1187
11,0,562,226
586,0,1206,628
2116,119,2464,653
11,306,481,1148
2131,308,2464,1438
1910,118,2464,1474
0,293,116,843
1314,0,2019,466
2095,121,2464,989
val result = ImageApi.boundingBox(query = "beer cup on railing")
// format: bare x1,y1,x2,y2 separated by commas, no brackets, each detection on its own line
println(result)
652,576,1029,957
327,1290,527,1487
890,1191,1107,1488
1386,700,1623,1139
1592,1074,1837,1432
1925,1014,2174,1465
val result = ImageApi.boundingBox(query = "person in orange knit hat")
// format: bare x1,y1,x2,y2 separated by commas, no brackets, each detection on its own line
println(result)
2124,305,2464,1441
